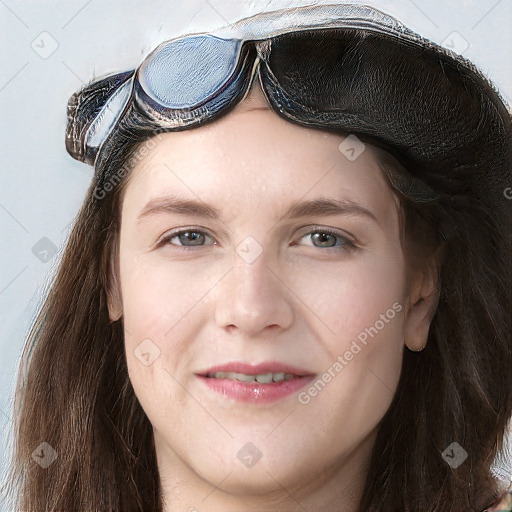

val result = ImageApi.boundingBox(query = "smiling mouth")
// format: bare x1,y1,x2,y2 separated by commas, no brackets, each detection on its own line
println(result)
204,371,296,383
196,361,316,402
196,367,316,403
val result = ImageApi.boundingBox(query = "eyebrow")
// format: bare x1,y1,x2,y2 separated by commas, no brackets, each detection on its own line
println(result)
136,195,378,224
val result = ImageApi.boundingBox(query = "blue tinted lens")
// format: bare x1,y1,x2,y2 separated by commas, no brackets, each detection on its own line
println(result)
138,35,242,109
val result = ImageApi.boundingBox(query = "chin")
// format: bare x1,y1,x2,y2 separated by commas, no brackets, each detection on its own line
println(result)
193,443,315,496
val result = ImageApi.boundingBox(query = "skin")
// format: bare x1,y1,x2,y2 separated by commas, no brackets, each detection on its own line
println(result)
107,80,439,512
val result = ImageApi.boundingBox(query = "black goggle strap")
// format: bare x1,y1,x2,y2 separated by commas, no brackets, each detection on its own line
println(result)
84,73,135,165
66,70,135,165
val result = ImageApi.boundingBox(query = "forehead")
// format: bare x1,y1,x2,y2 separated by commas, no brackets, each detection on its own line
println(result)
120,108,398,225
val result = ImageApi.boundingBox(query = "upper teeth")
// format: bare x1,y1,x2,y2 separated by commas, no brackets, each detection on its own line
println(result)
206,372,295,383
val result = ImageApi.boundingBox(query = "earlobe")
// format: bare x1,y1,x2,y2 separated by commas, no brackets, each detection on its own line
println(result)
404,272,441,352
107,290,123,322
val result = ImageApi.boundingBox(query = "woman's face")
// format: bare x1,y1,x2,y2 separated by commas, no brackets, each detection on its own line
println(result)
109,84,433,507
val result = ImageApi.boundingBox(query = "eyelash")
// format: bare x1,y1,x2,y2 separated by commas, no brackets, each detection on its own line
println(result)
157,226,357,253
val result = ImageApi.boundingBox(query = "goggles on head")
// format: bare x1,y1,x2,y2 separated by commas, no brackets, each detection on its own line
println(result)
68,3,415,166
66,2,511,207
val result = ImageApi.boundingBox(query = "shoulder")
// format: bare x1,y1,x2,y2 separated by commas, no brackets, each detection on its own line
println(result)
485,487,512,512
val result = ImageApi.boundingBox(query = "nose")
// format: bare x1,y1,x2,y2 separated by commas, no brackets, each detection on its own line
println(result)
214,247,294,338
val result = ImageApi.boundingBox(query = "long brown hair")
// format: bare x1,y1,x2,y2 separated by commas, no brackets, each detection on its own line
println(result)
2,79,511,512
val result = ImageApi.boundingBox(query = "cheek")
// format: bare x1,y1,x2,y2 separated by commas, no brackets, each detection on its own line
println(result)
120,252,219,338
119,252,232,389
290,250,407,441
288,245,407,419
289,247,406,349
120,254,204,413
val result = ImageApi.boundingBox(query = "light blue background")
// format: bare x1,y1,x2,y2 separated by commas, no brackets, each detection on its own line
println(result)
1,1,511,509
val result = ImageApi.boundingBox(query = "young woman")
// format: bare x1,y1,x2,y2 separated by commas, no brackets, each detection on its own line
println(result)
3,3,511,511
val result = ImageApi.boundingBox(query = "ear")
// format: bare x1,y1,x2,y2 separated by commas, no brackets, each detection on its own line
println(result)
403,265,441,351
106,232,123,322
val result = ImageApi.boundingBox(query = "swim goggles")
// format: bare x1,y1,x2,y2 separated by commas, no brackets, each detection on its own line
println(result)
66,2,511,206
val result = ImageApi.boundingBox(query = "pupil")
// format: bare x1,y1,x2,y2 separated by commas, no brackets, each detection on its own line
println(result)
183,232,203,245
313,232,334,247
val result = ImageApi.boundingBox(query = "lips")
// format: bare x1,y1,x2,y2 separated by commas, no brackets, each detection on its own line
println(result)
197,361,314,377
196,361,317,403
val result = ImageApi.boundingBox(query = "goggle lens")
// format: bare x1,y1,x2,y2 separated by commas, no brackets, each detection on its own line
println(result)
138,35,243,109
